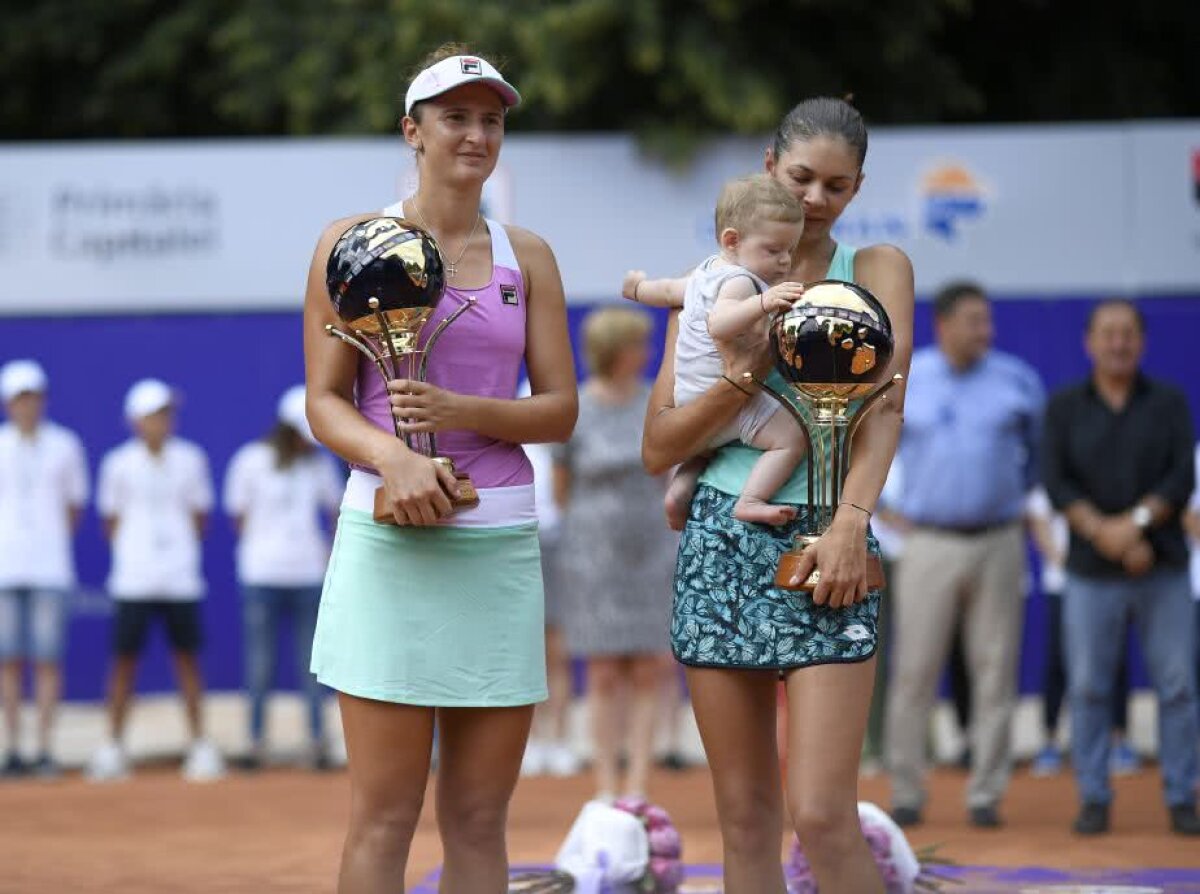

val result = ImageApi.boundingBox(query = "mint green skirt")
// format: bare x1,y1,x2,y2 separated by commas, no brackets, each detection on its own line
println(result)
311,509,547,707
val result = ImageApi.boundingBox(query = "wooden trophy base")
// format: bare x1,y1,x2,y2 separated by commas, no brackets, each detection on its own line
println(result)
372,465,480,525
774,535,887,592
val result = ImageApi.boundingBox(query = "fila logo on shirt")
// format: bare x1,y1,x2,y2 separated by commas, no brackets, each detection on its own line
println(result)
460,57,483,76
501,285,519,306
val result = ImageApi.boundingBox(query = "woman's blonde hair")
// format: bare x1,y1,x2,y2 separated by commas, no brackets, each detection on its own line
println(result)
583,307,653,378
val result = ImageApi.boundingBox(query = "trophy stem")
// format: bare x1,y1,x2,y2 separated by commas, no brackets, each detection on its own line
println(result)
418,296,477,379
750,375,816,528
813,420,827,531
830,422,842,516
417,296,476,458
369,297,432,452
837,373,904,492
326,324,405,441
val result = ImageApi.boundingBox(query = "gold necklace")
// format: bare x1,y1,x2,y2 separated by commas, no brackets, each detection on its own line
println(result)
407,198,482,281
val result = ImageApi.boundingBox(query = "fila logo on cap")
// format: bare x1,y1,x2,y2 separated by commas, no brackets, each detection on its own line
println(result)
460,57,483,76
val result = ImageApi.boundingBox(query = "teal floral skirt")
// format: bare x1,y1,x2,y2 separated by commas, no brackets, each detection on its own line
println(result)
671,485,882,671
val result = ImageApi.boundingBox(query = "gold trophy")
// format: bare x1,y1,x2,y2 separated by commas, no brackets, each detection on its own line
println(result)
752,280,902,591
324,216,479,522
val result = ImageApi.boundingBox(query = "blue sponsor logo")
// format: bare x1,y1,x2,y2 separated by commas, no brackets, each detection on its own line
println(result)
921,163,987,241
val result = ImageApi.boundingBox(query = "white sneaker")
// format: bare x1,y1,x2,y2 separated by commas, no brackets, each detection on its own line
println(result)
182,739,226,782
520,740,548,777
543,742,582,777
86,741,129,782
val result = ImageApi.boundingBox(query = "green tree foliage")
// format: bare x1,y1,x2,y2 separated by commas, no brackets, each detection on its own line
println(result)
1,0,1195,150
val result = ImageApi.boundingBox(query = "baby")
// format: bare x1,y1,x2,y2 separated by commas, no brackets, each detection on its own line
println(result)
627,174,807,529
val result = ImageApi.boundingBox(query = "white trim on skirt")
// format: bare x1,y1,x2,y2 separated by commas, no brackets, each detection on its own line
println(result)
342,468,537,528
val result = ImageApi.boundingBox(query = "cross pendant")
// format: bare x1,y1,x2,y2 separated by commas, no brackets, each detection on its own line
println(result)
445,262,457,280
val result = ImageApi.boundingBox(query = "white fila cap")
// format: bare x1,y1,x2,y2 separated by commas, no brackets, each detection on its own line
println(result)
404,55,521,117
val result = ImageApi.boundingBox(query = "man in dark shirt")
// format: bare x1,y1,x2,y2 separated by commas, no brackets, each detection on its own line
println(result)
1043,298,1198,836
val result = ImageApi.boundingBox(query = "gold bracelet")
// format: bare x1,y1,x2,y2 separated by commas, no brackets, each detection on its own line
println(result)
720,374,752,396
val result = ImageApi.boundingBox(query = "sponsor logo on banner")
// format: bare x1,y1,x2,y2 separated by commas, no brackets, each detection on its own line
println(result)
831,161,991,246
920,162,988,241
47,185,220,264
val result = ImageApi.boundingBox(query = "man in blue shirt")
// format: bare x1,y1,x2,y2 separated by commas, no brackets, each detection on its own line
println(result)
886,281,1045,828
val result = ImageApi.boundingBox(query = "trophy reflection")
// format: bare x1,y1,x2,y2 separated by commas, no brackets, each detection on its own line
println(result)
751,280,901,592
324,216,479,523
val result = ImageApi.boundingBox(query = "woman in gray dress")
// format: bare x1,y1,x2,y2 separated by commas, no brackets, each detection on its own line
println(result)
554,306,677,802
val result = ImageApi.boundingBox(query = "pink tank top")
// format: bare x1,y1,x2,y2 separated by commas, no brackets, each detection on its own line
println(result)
353,210,533,490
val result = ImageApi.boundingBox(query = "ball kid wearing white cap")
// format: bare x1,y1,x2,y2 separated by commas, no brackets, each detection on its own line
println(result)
0,358,88,777
89,377,222,782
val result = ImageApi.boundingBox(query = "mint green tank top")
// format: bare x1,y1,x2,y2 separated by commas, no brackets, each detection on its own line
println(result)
698,242,858,504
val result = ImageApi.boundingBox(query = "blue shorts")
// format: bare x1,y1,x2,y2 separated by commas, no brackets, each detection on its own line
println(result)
112,601,203,657
0,588,69,662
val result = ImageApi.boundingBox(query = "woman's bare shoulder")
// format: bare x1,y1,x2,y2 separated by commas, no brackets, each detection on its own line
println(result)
854,243,913,278
503,224,555,263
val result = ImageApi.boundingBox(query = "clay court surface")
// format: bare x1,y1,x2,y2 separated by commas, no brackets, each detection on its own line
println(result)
0,763,1196,892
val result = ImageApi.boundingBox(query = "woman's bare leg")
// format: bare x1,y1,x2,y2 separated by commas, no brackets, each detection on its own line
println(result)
687,666,787,894
336,693,435,894
586,656,623,798
436,704,534,894
624,655,662,798
784,658,884,894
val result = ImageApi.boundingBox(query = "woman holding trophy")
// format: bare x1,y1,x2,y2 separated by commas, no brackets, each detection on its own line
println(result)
640,98,914,893
302,45,577,894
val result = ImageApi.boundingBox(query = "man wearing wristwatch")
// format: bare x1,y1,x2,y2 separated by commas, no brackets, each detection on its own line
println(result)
1043,298,1198,837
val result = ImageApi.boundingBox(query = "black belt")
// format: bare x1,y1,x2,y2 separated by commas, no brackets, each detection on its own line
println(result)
916,520,1015,537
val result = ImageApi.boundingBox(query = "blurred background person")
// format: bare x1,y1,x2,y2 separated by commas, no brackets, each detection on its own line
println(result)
0,360,88,779
87,379,224,783
1027,485,1138,777
656,663,693,773
1044,299,1198,836
554,306,676,802
518,379,581,779
1188,442,1200,722
944,619,974,769
223,385,342,772
886,280,1045,828
860,457,905,777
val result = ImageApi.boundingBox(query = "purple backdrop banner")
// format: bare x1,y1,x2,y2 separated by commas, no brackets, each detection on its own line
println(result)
0,294,1196,700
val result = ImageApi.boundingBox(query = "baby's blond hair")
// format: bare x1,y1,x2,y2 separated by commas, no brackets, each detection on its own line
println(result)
714,174,805,240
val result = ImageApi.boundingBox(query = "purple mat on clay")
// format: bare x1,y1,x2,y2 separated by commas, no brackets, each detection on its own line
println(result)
415,863,1200,894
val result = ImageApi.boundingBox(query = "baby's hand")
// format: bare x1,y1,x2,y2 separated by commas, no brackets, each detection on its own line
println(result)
761,282,805,314
622,270,647,303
